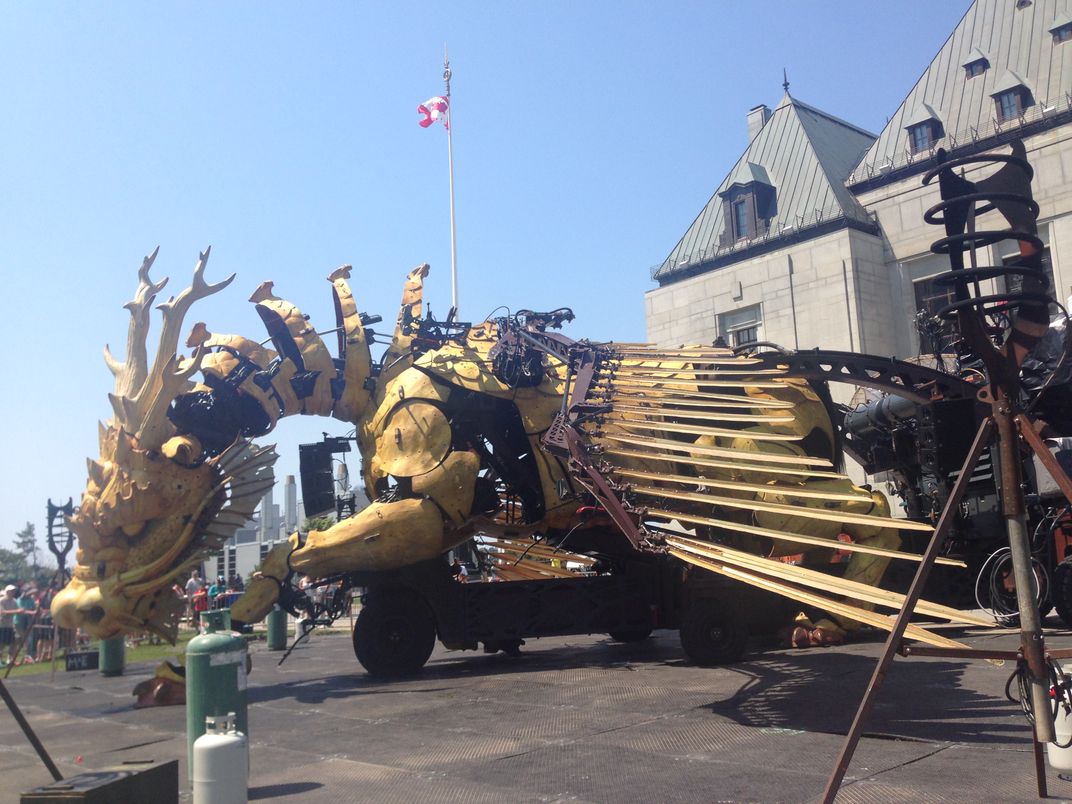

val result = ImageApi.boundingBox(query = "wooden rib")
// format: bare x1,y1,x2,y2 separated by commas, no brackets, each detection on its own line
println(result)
667,548,969,649
604,447,844,479
607,394,795,411
611,367,787,378
646,508,962,565
480,543,595,566
635,485,934,532
612,468,866,502
613,350,750,362
479,538,595,564
602,377,788,390
600,433,834,467
484,536,577,552
666,535,990,627
488,564,530,581
493,543,595,563
608,404,795,424
604,385,796,408
612,420,801,442
489,557,573,579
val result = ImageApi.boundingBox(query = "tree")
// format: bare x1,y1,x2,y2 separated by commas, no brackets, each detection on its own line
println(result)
302,515,335,533
14,522,38,578
0,547,24,586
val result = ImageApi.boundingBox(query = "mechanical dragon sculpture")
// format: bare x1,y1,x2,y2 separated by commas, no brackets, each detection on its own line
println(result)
53,250,987,661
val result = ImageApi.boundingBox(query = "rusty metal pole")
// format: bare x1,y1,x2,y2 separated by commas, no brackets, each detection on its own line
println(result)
822,418,993,802
994,391,1054,743
0,678,62,781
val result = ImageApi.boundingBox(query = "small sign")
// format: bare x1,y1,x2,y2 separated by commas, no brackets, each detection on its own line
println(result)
65,650,100,671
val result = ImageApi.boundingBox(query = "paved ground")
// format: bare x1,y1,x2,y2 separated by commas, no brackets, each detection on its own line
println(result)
4,619,1072,803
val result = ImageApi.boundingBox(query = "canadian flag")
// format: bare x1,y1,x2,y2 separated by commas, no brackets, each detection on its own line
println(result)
418,96,450,129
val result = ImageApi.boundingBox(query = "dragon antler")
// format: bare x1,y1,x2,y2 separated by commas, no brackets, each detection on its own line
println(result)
104,247,167,400
104,247,236,450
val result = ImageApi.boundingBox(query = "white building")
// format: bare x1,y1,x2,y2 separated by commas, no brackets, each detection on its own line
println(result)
648,0,1072,368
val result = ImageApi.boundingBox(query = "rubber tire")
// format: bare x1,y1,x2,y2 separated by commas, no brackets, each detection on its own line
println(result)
1053,559,1072,628
608,629,653,643
679,602,748,666
353,592,436,678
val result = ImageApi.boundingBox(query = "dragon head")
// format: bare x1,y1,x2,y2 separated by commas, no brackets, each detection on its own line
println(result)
52,249,274,641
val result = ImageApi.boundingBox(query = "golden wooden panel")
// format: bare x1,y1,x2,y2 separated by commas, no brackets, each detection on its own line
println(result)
378,400,452,478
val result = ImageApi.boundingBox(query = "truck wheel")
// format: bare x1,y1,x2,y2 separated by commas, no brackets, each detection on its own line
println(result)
1053,559,1072,628
608,629,652,643
353,592,435,678
680,603,747,666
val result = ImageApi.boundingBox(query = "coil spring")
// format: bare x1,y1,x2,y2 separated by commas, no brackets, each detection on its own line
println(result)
921,147,1050,323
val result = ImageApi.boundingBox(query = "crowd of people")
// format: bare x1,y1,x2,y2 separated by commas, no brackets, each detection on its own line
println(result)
0,579,64,666
177,570,247,624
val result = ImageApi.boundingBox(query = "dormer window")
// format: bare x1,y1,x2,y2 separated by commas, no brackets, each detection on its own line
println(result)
962,47,989,78
718,161,776,247
990,70,1034,123
908,121,940,153
996,89,1025,121
903,103,944,154
1050,14,1072,43
732,198,750,240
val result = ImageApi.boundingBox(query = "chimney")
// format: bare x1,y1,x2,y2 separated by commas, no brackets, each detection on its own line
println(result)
747,104,771,141
284,475,297,534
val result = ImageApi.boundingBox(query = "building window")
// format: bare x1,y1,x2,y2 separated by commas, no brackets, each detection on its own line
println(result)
1054,23,1072,43
1000,242,1054,298
718,304,762,348
996,89,1026,122
908,122,935,153
964,59,988,78
913,276,957,354
732,198,750,240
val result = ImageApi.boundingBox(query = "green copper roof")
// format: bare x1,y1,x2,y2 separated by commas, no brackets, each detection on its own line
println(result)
654,93,875,281
851,0,1072,184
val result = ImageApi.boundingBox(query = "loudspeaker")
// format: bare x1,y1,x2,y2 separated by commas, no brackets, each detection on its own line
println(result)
299,442,335,517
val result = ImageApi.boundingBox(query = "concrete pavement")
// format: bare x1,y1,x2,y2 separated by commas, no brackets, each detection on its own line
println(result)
4,621,1072,802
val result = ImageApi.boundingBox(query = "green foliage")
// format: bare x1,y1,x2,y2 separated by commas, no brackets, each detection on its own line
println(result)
302,515,335,532
14,522,38,576
0,547,25,585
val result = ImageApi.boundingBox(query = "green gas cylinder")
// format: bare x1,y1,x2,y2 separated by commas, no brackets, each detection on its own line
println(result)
265,605,288,651
185,609,248,781
99,635,125,676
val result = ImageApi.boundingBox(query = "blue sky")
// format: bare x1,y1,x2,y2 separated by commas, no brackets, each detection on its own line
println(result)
0,1,969,555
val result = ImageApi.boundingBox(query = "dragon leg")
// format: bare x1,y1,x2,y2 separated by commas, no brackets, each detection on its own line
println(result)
232,452,481,624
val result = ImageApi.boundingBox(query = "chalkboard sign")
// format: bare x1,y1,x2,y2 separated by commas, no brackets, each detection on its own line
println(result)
65,650,100,671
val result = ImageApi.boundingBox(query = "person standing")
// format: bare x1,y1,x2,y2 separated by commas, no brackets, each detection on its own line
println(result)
451,558,468,583
184,570,204,624
208,576,224,609
0,585,21,666
15,585,38,662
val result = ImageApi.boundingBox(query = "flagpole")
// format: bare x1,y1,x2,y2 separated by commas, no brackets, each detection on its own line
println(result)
444,47,459,313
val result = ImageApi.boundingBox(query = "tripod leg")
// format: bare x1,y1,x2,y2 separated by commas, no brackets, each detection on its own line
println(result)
995,401,1054,744
822,417,993,803
0,678,61,781
1016,414,1072,506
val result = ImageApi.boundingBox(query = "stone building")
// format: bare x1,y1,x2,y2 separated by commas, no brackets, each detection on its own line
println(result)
647,0,1072,364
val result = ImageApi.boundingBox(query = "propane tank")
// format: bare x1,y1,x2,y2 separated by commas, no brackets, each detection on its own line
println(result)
193,712,248,804
186,609,248,780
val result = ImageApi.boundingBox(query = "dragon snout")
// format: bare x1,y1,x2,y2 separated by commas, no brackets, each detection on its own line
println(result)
51,583,117,638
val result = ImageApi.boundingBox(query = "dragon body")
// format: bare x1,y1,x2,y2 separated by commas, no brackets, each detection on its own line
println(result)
53,252,982,654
